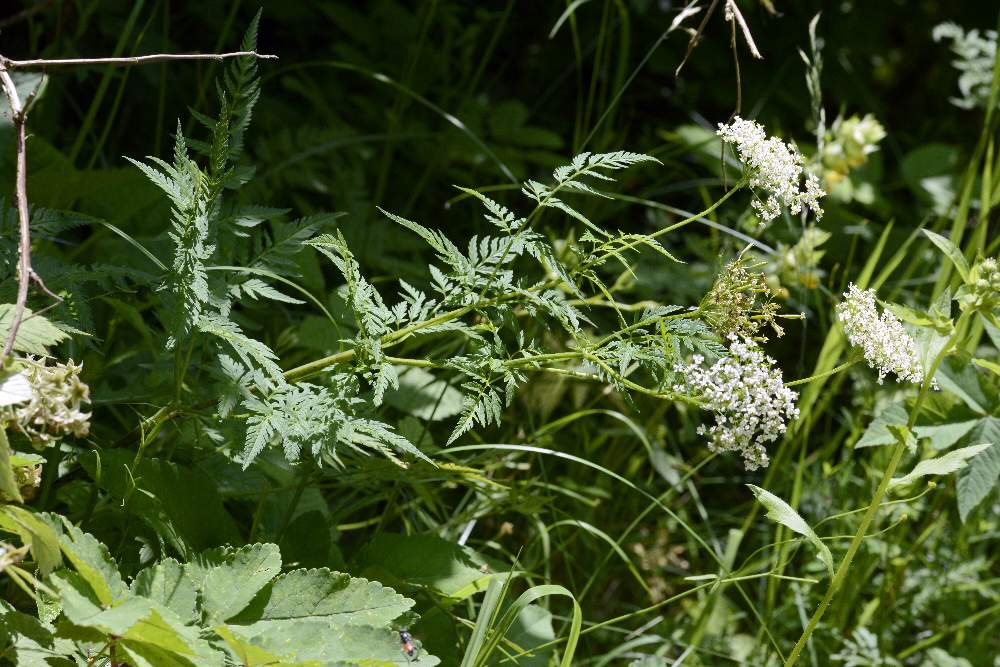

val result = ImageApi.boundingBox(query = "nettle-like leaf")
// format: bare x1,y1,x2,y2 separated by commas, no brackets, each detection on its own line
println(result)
957,418,1000,521
748,484,834,576
13,530,438,666
0,304,69,354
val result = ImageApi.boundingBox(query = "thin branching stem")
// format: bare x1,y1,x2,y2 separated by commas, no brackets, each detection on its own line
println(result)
784,309,973,666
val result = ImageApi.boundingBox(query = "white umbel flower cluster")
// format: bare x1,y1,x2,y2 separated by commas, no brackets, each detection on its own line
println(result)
836,284,928,385
674,335,799,470
717,116,825,224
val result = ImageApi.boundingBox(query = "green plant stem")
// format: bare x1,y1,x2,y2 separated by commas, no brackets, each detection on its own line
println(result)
785,358,857,387
783,310,971,666
896,601,1000,660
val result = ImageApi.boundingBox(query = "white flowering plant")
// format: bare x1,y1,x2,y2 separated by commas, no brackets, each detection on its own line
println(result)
0,6,997,667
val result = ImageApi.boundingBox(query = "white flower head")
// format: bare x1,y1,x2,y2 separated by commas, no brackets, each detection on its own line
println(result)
673,335,799,470
836,284,929,386
717,116,825,224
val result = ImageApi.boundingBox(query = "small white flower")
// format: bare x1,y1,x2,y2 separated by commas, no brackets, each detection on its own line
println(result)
717,116,825,224
674,336,799,470
836,284,929,386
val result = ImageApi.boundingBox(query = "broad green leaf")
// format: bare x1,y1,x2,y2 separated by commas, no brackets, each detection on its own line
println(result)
214,625,319,667
957,418,1000,521
236,568,413,630
385,366,464,421
56,572,152,635
0,602,76,666
120,607,224,667
748,485,834,576
0,370,31,406
890,444,992,490
201,543,281,623
884,302,936,327
132,558,199,624
857,400,980,451
81,451,242,555
916,420,980,451
357,533,502,600
922,229,970,282
0,506,62,574
234,619,441,666
503,604,555,667
934,356,989,413
0,305,69,355
56,521,127,605
0,428,23,502
856,403,908,448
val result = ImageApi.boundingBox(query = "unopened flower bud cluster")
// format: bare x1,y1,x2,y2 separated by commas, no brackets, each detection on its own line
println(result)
836,284,929,386
673,335,799,470
965,257,1000,310
701,255,783,341
822,114,886,187
5,358,91,447
717,116,825,224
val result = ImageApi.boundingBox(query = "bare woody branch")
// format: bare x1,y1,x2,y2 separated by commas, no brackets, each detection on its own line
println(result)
0,65,31,359
1,51,277,69
0,49,276,362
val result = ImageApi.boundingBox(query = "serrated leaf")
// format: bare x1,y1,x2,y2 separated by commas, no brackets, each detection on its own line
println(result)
747,485,833,576
56,571,152,635
236,278,305,304
0,506,61,575
0,305,70,354
922,229,970,282
132,558,199,624
237,568,413,629
214,625,317,667
0,603,77,666
357,533,502,600
890,443,992,490
0,370,31,407
120,606,224,666
57,522,128,605
234,620,441,666
201,543,282,623
957,418,1000,521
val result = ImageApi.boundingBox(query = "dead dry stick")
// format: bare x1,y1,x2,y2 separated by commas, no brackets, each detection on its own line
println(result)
1,63,34,359
0,49,277,361
1,51,277,69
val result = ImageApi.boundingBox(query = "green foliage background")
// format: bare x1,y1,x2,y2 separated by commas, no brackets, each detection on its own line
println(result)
0,1,998,665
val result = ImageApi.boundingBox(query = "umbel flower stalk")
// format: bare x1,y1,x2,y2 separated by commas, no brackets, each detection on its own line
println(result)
717,116,826,224
673,335,799,470
836,284,930,385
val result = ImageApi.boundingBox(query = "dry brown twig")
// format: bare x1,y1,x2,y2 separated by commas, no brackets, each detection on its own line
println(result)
0,49,276,361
